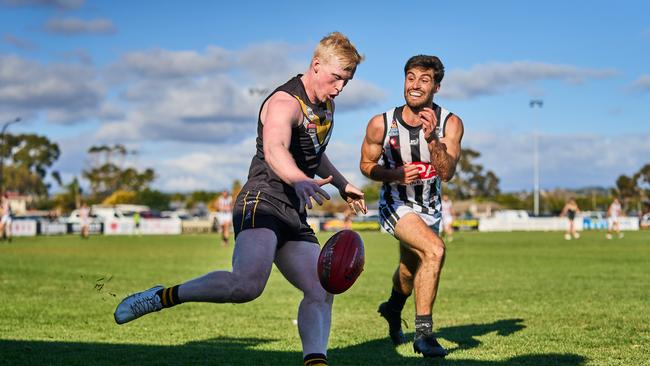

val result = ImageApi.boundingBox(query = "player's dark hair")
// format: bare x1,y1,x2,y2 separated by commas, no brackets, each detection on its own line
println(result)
404,55,445,84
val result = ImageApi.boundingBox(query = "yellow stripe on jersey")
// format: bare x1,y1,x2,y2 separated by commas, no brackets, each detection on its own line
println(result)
251,191,261,228
240,191,250,231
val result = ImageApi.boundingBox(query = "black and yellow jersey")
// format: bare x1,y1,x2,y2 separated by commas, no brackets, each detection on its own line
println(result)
242,75,334,209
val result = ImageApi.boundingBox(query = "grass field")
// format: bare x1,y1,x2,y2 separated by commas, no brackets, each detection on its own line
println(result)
1,230,649,365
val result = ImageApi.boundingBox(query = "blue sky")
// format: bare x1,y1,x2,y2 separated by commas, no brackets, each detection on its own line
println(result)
1,0,649,193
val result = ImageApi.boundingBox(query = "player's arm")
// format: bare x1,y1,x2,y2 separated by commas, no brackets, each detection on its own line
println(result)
262,92,332,211
360,114,420,184
423,111,464,182
317,153,367,214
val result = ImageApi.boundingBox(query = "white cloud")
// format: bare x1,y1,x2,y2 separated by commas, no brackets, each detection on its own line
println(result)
111,46,232,80
151,138,257,191
464,132,650,191
0,54,104,123
2,33,36,50
440,61,617,100
98,43,385,144
335,79,386,111
627,74,650,93
44,17,116,35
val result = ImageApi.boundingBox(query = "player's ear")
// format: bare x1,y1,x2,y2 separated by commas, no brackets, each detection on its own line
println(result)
433,83,441,94
312,57,321,73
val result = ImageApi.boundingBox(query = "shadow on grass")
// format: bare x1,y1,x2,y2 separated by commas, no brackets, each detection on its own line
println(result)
438,318,527,352
1,319,584,366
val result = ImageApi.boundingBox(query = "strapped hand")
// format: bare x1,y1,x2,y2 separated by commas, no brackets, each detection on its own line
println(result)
419,107,438,143
340,183,368,214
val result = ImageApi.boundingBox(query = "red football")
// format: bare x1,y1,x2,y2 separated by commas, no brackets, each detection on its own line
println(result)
317,230,365,294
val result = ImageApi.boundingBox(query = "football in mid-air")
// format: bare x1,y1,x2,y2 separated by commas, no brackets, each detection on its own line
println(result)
317,229,365,294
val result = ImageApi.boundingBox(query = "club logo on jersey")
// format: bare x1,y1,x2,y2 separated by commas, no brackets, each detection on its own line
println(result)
389,120,399,137
389,137,399,147
305,105,317,121
411,162,437,180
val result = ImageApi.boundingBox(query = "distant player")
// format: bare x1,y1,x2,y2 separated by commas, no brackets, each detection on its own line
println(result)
114,32,366,366
133,211,141,236
560,198,580,240
0,194,13,242
606,198,623,239
79,202,90,239
440,195,454,242
215,191,233,246
343,207,353,230
360,55,464,358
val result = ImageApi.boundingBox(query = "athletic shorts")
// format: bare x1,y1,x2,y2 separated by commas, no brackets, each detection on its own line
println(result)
442,214,453,228
379,204,441,237
216,212,233,224
1,215,11,225
233,189,318,247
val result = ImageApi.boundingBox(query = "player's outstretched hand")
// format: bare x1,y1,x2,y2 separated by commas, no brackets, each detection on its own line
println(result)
340,183,368,214
294,176,333,213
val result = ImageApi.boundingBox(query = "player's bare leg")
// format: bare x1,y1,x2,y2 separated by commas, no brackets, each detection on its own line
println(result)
394,213,447,357
395,213,445,315
221,223,230,246
275,240,333,363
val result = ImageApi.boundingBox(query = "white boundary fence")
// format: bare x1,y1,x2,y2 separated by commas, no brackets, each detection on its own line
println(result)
479,216,639,232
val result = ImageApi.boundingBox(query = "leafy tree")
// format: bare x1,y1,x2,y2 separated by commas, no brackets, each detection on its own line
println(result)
614,174,639,204
102,190,137,205
231,180,242,200
444,148,500,199
3,165,48,195
83,144,155,200
634,163,650,199
136,189,171,211
361,181,381,204
2,133,61,194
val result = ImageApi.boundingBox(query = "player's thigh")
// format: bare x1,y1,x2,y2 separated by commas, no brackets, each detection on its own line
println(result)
274,240,324,296
231,228,278,285
394,213,443,256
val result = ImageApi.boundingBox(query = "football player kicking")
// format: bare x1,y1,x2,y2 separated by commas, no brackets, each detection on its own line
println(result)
360,55,464,358
114,32,366,366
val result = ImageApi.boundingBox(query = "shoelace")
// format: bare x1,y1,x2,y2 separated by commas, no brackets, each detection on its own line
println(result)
129,294,160,316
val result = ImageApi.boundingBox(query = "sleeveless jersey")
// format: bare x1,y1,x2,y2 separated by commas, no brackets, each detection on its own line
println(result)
378,104,454,214
217,196,232,213
242,75,334,208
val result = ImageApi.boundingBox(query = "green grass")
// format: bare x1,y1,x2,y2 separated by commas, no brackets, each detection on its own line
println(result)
1,231,649,365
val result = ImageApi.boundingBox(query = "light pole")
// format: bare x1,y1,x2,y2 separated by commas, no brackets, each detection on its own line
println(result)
529,100,543,216
0,117,22,196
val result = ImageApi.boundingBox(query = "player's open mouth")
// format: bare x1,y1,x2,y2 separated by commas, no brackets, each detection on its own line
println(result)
408,91,423,97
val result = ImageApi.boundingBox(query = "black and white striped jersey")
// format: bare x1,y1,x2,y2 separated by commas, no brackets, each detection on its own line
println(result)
378,104,454,215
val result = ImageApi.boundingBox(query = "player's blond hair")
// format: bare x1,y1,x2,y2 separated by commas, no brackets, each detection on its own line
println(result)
313,32,364,71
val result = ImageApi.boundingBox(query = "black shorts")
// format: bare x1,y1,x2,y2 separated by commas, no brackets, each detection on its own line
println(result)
233,189,318,247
